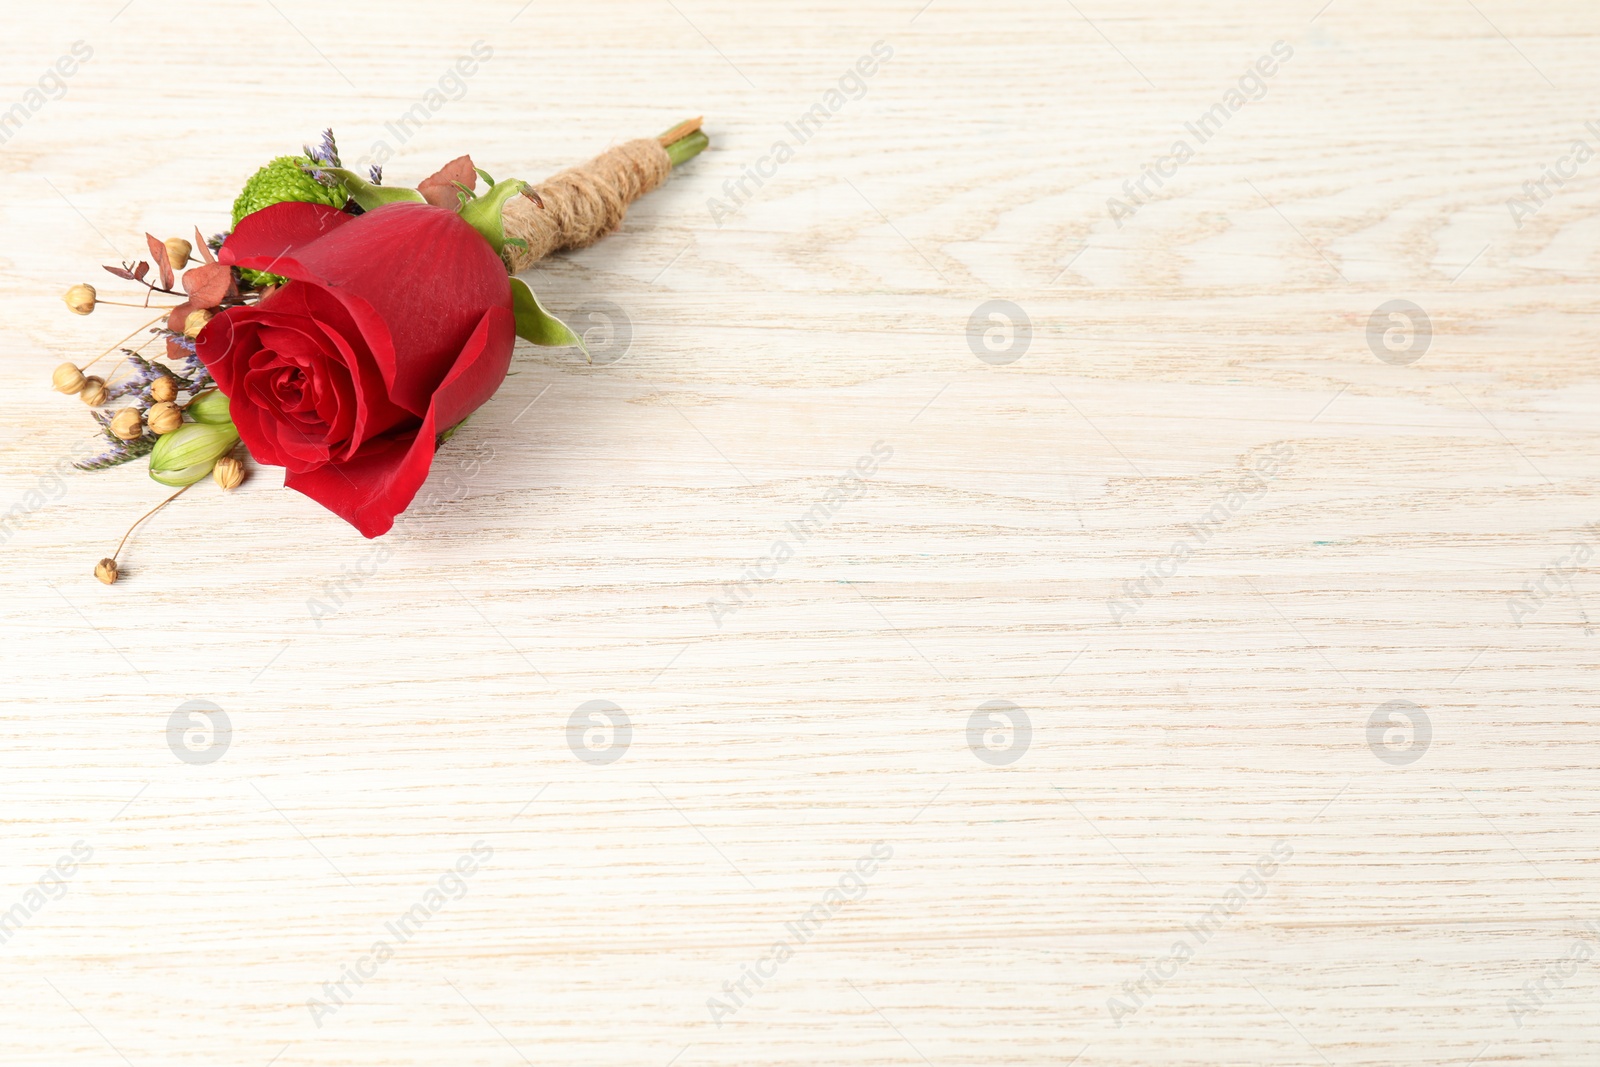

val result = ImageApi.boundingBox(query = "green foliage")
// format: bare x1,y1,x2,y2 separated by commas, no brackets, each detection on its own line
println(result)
510,279,583,353
231,155,347,228
312,167,425,211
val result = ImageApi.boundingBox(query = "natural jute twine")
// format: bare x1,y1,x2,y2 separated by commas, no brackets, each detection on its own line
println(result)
502,138,673,274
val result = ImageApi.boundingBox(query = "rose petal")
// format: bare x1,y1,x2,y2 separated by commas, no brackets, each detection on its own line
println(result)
256,323,357,444
246,284,412,455
215,256,411,419
285,305,515,537
242,362,330,470
196,311,257,401
223,203,510,416
301,303,409,459
199,310,330,472
220,201,353,269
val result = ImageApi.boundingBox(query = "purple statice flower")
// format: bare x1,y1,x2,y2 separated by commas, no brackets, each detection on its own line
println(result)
74,440,128,471
369,163,383,185
75,430,155,471
103,350,165,402
176,351,212,392
160,330,197,355
311,128,340,167
93,346,213,413
151,336,211,388
304,129,342,187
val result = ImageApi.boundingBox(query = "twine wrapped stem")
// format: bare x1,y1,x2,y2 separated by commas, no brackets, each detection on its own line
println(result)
502,117,706,273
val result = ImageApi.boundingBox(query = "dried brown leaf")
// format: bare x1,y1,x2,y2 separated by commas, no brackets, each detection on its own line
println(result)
194,226,217,265
182,262,233,307
417,154,477,209
146,233,174,290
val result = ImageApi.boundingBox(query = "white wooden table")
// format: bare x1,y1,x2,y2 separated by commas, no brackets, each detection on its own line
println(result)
3,1,1598,1064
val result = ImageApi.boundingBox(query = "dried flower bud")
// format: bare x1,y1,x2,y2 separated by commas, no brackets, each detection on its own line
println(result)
63,283,96,315
186,388,231,424
80,376,109,406
52,362,87,394
212,455,244,490
149,374,177,403
183,308,214,339
164,238,193,270
110,407,144,441
149,420,239,486
94,557,118,585
147,400,182,435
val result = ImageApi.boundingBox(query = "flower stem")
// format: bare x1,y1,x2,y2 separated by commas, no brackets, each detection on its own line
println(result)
665,131,709,167
659,117,709,167
84,313,167,370
109,483,190,564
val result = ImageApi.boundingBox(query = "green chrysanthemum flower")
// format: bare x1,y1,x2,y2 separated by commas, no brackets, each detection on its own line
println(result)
230,155,348,286
232,154,346,226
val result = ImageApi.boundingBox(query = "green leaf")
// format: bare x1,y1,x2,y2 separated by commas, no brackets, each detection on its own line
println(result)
309,166,426,211
459,178,528,256
509,278,585,353
474,167,496,187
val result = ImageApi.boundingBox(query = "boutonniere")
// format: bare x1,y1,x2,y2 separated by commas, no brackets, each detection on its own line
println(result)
52,119,708,583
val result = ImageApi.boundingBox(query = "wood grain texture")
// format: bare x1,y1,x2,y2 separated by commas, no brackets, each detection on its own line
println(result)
2,1,1598,1064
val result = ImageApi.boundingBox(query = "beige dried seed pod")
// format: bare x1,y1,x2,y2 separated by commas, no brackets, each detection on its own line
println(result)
53,362,87,394
147,401,182,435
94,557,118,585
110,407,144,441
63,283,96,315
80,376,109,406
149,374,177,403
183,308,214,338
164,238,193,270
212,455,244,490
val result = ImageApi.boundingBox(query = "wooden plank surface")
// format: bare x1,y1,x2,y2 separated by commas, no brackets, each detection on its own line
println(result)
2,1,1598,1064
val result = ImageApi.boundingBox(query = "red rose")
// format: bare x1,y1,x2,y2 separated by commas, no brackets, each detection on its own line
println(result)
197,200,515,537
